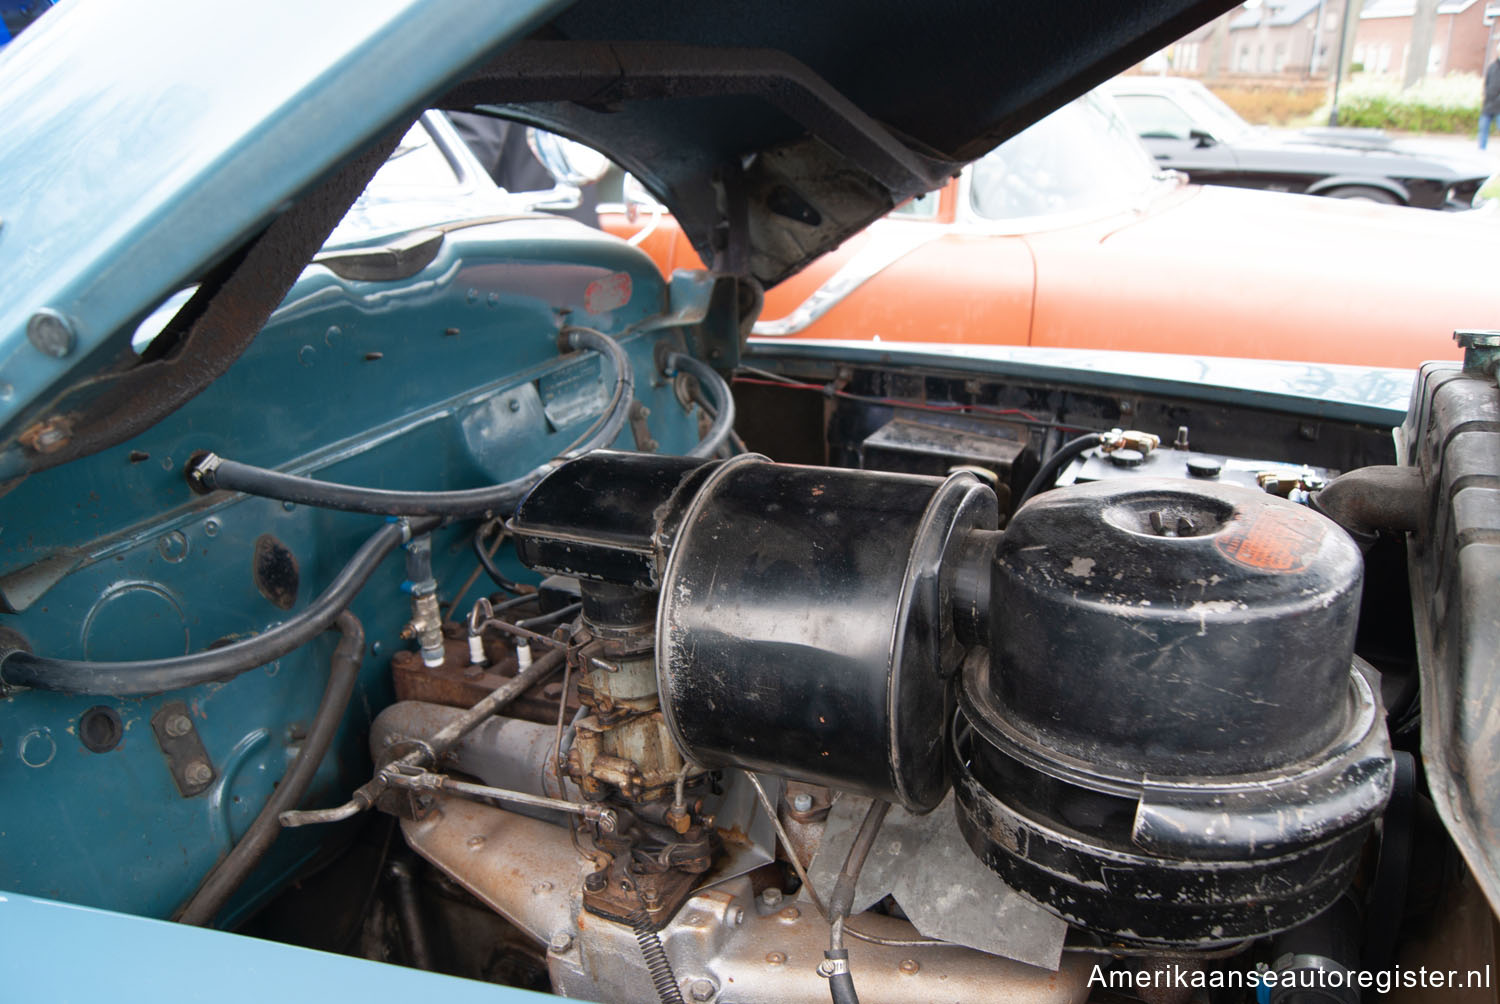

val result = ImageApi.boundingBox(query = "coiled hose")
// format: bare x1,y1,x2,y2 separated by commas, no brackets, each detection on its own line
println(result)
176,610,365,926
633,910,686,1004
664,352,735,459
0,517,438,696
185,327,634,518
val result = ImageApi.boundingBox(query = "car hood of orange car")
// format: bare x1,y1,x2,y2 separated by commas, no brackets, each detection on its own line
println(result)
1024,183,1499,369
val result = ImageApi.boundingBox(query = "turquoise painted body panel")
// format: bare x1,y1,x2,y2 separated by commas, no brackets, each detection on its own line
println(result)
3,890,550,1003
0,212,709,921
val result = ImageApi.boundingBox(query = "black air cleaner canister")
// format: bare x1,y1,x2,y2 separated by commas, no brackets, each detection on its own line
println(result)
510,451,998,813
657,454,997,812
955,478,1393,945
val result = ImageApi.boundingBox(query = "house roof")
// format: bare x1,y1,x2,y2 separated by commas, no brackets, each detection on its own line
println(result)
1360,0,1477,17
1228,0,1323,30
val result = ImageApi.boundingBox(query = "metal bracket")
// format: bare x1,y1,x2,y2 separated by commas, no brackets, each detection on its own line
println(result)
628,400,658,452
150,702,217,798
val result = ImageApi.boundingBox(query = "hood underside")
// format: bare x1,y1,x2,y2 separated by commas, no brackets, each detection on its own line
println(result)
457,0,1239,287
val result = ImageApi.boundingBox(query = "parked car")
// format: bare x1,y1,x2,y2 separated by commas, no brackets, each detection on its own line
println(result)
1,4,1496,1004
1104,75,1488,209
607,90,1500,370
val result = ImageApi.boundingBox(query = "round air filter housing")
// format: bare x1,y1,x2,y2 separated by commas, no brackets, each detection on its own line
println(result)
955,478,1393,945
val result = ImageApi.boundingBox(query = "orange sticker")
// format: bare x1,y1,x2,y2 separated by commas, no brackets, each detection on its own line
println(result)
1214,506,1326,574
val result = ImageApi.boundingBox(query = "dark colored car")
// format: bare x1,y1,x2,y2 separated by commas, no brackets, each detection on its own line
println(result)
1,3,1498,1004
1107,75,1489,208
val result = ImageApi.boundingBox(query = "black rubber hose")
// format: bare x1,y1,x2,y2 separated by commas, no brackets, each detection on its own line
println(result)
824,798,891,1004
665,352,735,459
177,611,366,927
184,327,634,518
0,517,438,696
472,523,523,594
1015,432,1103,509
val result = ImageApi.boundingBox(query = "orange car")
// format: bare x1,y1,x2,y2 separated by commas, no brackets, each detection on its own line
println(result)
605,92,1500,370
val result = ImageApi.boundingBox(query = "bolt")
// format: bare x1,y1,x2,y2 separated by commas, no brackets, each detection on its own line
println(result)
508,398,521,412
765,952,787,965
184,761,213,786
760,887,783,908
549,932,573,954
466,835,486,850
27,309,76,358
790,792,814,813
779,907,800,921
689,978,717,1001
164,714,193,738
899,959,920,975
533,881,553,894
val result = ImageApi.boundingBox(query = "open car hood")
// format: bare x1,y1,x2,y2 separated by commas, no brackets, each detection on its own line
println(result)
0,0,1234,478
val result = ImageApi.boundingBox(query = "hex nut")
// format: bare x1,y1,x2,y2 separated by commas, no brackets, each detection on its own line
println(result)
760,887,784,908
184,761,213,786
164,714,193,738
689,978,717,1001
549,932,574,953
790,792,814,812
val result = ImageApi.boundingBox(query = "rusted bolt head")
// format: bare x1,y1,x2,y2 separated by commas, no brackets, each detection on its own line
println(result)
779,907,800,921
765,952,787,966
184,761,213,786
689,978,717,1001
466,835,486,850
899,959,920,975
164,714,193,738
549,931,573,953
790,792,813,812
584,871,607,892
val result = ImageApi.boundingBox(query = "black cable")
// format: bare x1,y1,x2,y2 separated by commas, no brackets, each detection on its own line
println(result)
1014,432,1103,509
177,611,366,926
0,517,438,696
185,327,634,518
825,798,891,1004
665,352,735,459
472,521,523,594
516,601,581,630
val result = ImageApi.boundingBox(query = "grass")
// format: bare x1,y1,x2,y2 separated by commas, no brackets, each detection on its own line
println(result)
1209,84,1329,126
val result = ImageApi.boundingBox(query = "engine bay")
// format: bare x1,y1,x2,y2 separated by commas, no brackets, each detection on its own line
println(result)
0,214,1487,1001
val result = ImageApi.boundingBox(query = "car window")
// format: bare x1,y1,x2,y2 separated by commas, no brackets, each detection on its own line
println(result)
1115,94,1196,140
366,122,462,191
969,93,1163,221
1174,84,1253,142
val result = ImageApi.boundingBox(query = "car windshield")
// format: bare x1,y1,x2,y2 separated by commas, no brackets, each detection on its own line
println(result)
1174,83,1253,142
969,93,1166,221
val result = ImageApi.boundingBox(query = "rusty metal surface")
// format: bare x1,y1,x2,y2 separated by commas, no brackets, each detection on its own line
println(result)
390,622,578,725
402,798,1091,1004
149,701,216,798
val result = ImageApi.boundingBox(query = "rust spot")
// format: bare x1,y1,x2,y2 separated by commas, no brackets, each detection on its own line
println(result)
252,534,300,610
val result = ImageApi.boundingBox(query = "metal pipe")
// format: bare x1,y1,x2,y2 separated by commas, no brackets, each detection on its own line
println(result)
379,763,617,831
280,645,566,828
388,857,435,971
176,611,367,926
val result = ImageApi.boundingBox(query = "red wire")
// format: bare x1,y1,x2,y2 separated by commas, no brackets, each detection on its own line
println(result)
731,376,1046,423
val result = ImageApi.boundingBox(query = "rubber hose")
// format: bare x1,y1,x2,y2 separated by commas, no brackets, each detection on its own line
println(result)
473,525,523,594
185,327,634,518
0,517,437,696
1015,432,1103,508
665,352,735,459
177,611,366,926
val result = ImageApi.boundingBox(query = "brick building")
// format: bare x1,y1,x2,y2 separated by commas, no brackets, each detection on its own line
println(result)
1352,0,1494,77
1226,0,1349,75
